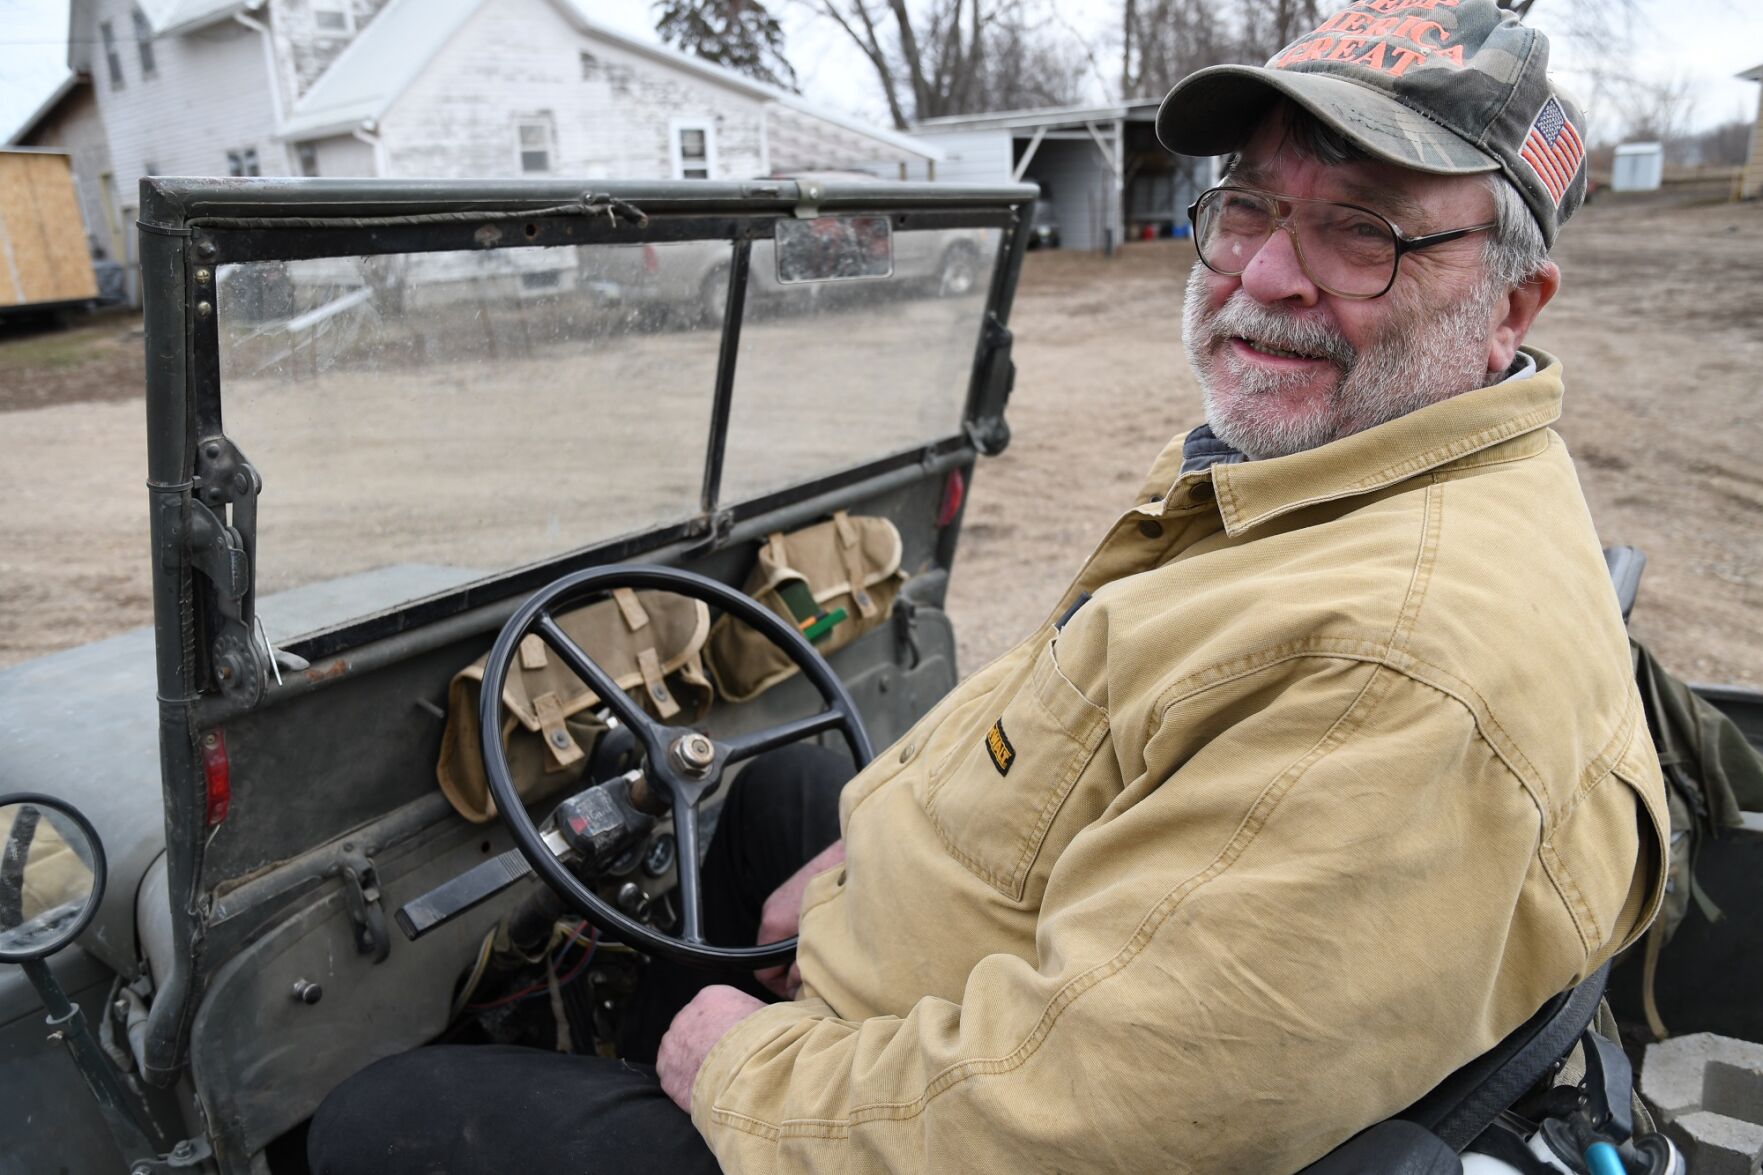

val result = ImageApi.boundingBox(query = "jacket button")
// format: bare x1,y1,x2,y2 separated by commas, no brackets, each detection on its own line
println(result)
898,740,916,763
1190,481,1216,503
1137,519,1164,539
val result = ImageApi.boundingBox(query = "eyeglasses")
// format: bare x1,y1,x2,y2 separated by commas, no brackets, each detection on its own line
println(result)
1187,186,1496,300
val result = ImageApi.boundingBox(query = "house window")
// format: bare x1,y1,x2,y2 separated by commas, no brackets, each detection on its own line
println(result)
297,143,320,177
671,120,715,180
313,1,354,35
100,20,124,89
227,148,261,177
132,7,157,78
580,50,599,80
517,120,553,174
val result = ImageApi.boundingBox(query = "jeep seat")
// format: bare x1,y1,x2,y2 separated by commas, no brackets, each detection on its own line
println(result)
1297,963,1610,1173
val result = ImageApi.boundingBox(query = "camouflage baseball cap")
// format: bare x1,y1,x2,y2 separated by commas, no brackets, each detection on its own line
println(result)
1156,0,1587,246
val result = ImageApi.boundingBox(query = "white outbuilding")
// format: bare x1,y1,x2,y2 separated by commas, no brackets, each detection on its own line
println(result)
910,101,1220,253
1611,142,1664,192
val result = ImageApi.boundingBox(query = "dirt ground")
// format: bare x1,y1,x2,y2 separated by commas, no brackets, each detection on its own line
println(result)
1,188,1759,690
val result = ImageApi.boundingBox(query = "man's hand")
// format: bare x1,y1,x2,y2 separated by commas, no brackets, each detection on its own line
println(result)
658,985,766,1113
754,839,845,998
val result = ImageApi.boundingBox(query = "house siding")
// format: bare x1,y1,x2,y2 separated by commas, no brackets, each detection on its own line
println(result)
378,0,767,180
81,0,284,213
1743,81,1763,200
904,129,1013,183
307,133,378,176
763,104,924,178
15,84,121,260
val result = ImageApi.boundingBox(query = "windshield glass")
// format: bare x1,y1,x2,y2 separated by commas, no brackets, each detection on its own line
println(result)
217,242,726,636
212,225,1000,643
721,226,998,504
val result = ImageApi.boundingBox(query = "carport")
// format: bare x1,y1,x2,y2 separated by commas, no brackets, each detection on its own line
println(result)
911,101,1220,252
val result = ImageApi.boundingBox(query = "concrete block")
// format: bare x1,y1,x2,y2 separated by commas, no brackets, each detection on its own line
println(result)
1642,1033,1763,1175
1662,1111,1763,1175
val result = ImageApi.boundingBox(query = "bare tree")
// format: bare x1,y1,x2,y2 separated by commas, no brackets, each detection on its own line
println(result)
656,0,800,91
1118,0,1293,102
1611,72,1698,144
802,0,1082,127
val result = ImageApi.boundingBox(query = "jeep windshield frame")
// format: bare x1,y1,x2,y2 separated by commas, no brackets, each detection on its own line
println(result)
134,175,1036,1084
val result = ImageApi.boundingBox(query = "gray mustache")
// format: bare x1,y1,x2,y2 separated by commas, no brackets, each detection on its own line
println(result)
1205,294,1356,367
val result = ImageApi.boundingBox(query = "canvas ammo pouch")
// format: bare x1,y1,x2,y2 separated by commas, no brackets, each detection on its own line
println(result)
707,511,904,703
437,588,712,822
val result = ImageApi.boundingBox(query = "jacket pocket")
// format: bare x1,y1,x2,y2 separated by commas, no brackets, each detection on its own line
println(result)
923,639,1108,902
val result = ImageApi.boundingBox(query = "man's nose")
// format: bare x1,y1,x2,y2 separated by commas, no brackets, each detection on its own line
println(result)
1238,224,1320,307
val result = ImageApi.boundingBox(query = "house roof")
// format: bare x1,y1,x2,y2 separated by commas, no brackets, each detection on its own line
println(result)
277,0,485,139
4,74,83,147
66,0,257,72
137,0,257,35
1740,63,1763,83
913,99,1164,135
279,0,939,161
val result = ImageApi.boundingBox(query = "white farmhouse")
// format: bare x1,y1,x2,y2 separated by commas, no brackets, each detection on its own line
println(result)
12,0,941,295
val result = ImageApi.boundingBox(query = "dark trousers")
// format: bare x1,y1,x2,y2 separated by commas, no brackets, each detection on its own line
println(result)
308,744,848,1175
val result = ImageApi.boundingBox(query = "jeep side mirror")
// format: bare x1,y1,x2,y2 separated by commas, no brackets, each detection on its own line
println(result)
0,793,169,1166
0,793,105,964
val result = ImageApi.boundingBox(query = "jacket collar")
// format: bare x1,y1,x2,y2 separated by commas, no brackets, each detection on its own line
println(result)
1206,347,1564,537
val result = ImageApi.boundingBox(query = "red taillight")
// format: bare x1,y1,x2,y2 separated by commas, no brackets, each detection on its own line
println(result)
937,468,966,527
201,729,231,826
642,243,659,273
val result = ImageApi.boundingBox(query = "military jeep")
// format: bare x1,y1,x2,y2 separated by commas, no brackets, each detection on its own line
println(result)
1,176,1759,1175
0,175,1031,1174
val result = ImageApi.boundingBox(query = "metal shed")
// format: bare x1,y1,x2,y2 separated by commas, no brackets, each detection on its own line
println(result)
1611,142,1664,192
910,101,1219,252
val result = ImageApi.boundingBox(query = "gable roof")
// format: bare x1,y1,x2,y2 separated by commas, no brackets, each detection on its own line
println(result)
4,74,83,147
137,0,256,35
1740,63,1763,83
66,0,257,73
279,0,937,160
277,0,484,139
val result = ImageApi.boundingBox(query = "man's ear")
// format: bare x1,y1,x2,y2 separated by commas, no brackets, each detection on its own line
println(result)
1486,261,1560,373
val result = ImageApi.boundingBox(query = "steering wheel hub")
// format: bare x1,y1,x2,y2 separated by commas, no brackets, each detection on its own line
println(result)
669,732,717,778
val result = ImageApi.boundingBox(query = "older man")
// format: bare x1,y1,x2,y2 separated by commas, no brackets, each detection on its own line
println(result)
312,3,1665,1172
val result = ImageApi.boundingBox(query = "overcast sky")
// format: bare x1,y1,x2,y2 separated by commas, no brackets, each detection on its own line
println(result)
3,0,1759,145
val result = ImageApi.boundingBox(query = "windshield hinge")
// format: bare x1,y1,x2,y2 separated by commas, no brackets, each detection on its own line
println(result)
189,435,272,705
686,508,736,555
965,313,1015,457
331,847,391,965
792,179,824,219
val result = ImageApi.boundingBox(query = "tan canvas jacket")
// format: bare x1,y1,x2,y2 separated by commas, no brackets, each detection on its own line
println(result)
692,349,1668,1174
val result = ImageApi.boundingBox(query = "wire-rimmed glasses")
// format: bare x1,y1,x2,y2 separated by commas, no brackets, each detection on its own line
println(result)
1187,186,1496,300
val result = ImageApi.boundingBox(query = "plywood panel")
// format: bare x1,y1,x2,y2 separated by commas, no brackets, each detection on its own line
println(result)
0,151,98,309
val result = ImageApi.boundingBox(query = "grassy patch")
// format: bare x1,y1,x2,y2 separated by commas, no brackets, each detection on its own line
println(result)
0,316,138,372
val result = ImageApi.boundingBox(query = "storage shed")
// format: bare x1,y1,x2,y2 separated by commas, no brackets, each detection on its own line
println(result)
910,101,1219,252
1611,142,1664,192
0,149,99,315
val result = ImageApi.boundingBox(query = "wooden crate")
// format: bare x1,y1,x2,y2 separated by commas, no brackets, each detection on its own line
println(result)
0,150,99,310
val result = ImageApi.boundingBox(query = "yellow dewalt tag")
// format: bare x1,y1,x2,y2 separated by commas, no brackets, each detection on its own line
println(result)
984,719,1015,777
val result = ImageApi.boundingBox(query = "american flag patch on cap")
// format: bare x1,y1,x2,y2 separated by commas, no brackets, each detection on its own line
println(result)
1519,97,1584,206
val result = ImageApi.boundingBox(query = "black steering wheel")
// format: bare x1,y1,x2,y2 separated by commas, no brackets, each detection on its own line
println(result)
480,564,873,968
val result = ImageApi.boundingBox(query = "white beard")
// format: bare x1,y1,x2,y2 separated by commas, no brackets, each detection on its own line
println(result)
1183,266,1499,459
